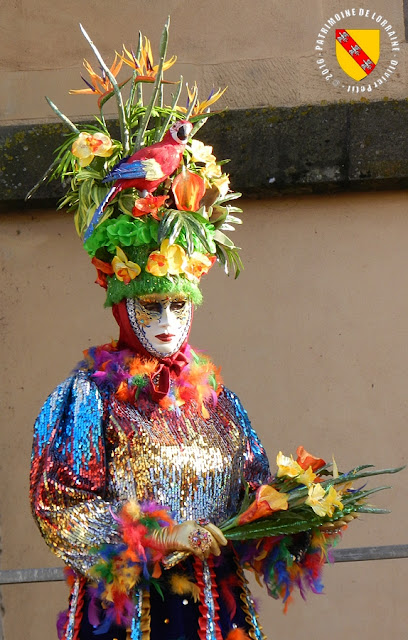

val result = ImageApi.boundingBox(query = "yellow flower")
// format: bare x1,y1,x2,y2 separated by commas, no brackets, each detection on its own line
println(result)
69,54,124,107
145,250,168,277
163,240,187,275
305,484,344,518
199,161,228,191
276,451,303,478
323,486,344,517
112,247,141,284
305,483,328,517
190,139,216,164
120,38,176,82
179,83,227,116
297,466,317,487
71,132,113,167
146,240,187,277
211,173,230,198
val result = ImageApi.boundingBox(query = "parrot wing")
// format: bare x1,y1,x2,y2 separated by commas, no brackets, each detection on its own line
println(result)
103,157,165,183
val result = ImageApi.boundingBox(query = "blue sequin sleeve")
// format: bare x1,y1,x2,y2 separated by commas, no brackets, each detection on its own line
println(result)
223,388,272,488
30,371,121,575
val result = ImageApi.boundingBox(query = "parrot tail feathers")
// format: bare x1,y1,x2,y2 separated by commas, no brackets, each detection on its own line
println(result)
83,186,117,242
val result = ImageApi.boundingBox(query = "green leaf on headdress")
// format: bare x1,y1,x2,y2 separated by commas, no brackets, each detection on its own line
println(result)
215,245,243,278
214,230,235,248
118,191,137,216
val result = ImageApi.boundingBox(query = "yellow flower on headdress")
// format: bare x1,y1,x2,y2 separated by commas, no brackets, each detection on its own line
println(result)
71,132,113,167
199,161,226,190
146,240,187,277
179,83,227,116
69,54,123,107
112,247,141,284
211,173,230,197
120,38,176,82
190,140,216,165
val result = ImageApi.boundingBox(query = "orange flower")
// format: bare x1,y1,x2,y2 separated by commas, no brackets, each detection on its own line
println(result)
184,253,216,282
172,167,206,212
112,247,141,284
120,38,176,83
91,256,114,289
69,54,124,107
296,446,326,472
237,485,288,525
132,194,168,220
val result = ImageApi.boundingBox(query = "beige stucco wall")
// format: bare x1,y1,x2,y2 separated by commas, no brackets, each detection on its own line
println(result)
1,191,407,639
1,0,407,124
1,0,408,637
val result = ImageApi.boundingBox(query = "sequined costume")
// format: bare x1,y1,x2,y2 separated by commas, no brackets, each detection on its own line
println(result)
30,344,271,640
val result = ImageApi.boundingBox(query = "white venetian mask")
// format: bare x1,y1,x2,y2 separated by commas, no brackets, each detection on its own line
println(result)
126,295,192,358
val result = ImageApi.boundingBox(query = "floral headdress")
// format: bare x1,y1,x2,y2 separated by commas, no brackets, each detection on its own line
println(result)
28,20,243,306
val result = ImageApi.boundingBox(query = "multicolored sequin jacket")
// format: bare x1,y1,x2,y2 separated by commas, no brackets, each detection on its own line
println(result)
30,349,271,639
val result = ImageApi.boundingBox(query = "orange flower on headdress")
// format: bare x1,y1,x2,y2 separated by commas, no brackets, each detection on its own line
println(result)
112,247,141,284
172,167,206,212
120,38,176,83
179,83,227,116
91,256,114,289
69,54,124,107
72,132,113,167
184,253,216,282
132,194,168,220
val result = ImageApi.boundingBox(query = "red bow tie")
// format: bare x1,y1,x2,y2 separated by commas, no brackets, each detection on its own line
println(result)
149,350,189,401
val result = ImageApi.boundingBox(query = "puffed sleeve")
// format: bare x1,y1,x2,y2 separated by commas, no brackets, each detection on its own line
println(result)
223,388,272,488
30,371,121,575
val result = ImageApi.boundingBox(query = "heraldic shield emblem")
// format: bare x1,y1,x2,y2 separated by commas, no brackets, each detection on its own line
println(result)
335,29,380,81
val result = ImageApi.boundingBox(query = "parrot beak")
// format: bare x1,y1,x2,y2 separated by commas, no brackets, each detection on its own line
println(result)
177,125,189,142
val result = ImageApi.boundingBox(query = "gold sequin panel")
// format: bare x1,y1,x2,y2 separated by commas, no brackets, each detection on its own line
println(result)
105,391,247,525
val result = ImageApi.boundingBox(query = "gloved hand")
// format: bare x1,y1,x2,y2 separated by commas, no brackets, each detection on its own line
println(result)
153,520,227,560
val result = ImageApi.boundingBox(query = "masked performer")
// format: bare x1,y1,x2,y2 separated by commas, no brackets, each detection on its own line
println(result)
30,26,354,640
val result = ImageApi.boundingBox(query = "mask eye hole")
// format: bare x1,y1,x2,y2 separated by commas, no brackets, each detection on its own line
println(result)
170,300,186,312
139,301,162,314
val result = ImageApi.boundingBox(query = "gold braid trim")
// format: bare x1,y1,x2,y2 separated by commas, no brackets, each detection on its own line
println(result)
141,588,151,640
234,556,267,640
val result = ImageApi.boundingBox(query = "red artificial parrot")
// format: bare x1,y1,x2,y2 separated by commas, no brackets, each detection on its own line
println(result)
84,120,193,241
